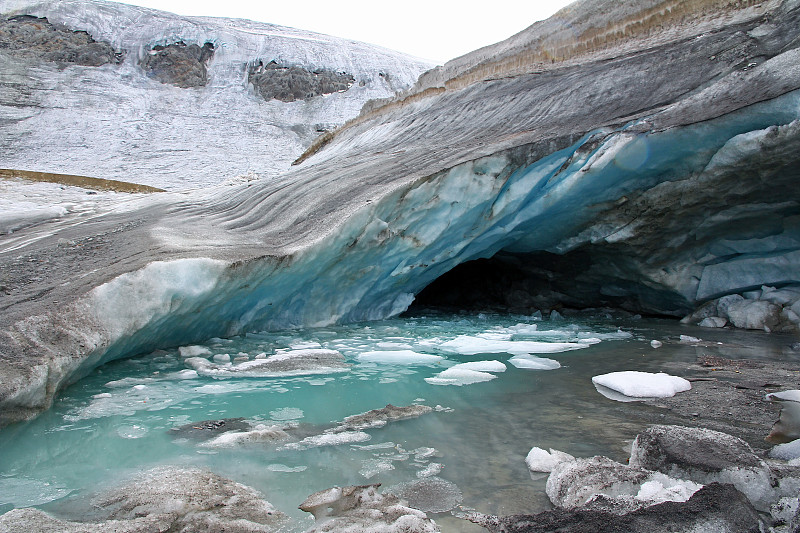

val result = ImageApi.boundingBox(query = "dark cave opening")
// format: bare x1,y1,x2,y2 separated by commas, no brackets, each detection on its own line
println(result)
407,250,693,318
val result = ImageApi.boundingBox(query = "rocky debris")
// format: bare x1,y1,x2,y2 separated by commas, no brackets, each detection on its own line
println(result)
0,15,124,66
140,41,215,88
248,60,355,102
630,424,774,508
683,286,800,333
299,483,440,532
333,403,434,432
0,466,287,532
465,482,762,533
168,417,251,440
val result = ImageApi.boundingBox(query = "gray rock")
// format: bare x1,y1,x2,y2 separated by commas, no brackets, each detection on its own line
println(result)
724,299,782,331
0,466,287,532
299,484,439,532
249,60,354,102
630,425,774,508
140,41,214,88
0,15,124,66
698,316,727,328
465,482,762,533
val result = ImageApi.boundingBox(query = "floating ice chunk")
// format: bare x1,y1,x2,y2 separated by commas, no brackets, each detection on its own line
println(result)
450,360,506,372
185,349,350,377
335,404,434,432
650,340,663,348
438,336,588,355
525,447,575,473
592,371,691,399
178,345,211,358
508,355,561,370
194,384,229,394
170,369,199,380
280,431,371,451
213,353,231,363
201,424,291,448
680,335,701,343
267,464,307,473
550,310,564,320
424,367,497,386
359,458,396,478
290,341,322,349
132,384,147,390
376,342,414,349
356,350,443,364
417,463,443,478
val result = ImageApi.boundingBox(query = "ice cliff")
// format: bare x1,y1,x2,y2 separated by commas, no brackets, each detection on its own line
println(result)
1,0,800,424
0,0,433,189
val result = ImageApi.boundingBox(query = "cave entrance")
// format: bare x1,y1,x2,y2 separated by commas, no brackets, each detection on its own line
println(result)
406,251,691,318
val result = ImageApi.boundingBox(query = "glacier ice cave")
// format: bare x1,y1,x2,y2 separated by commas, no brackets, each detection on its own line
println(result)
1,0,800,530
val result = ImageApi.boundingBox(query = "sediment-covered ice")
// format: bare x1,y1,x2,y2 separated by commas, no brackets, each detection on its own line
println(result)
184,348,350,377
280,431,371,450
592,371,691,399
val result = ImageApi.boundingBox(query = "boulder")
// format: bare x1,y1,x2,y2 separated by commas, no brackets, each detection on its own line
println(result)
466,482,762,533
630,425,773,508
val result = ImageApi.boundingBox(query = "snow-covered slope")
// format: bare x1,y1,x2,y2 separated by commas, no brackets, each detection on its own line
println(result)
0,0,433,189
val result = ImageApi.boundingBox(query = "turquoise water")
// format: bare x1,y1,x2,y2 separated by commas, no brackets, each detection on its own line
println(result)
0,311,794,530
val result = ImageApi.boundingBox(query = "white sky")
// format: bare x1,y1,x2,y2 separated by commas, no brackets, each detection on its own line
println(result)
115,0,576,64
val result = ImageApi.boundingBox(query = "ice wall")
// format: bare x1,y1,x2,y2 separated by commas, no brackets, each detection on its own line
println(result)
0,0,433,189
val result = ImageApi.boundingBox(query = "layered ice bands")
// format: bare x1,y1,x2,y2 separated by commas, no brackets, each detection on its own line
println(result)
2,0,800,424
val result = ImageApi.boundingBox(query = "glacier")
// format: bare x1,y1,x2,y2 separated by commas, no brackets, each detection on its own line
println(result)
1,0,800,425
0,0,433,189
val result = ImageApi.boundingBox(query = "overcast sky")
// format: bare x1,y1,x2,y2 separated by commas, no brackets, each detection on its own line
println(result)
116,0,576,63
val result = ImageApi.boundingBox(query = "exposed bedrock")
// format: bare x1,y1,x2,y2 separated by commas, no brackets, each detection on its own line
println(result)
140,40,214,88
0,14,123,65
249,60,355,102
1,0,800,425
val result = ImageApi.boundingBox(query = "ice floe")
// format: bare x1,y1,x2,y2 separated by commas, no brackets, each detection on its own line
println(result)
438,335,590,355
280,431,371,451
184,348,351,377
508,355,561,370
525,447,576,473
424,361,507,386
592,371,691,400
356,350,443,364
